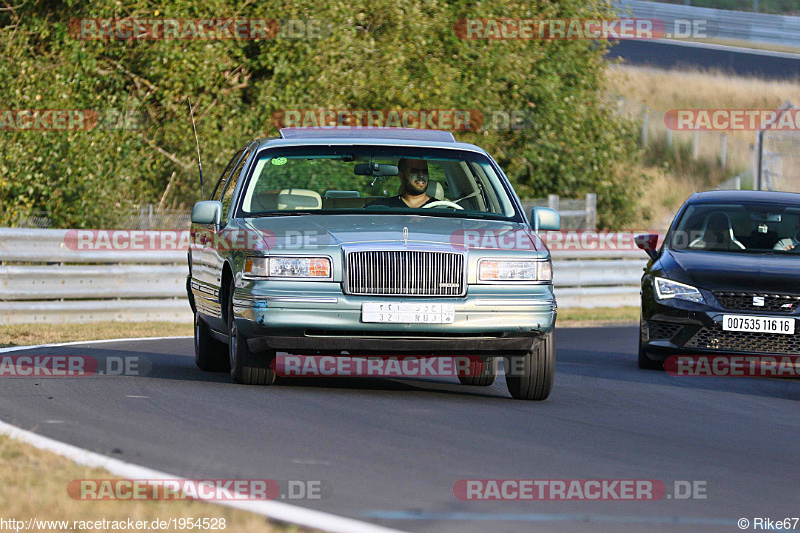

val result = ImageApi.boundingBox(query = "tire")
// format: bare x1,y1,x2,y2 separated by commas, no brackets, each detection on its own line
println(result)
227,279,277,386
504,332,554,401
194,312,229,372
637,337,664,370
457,357,498,386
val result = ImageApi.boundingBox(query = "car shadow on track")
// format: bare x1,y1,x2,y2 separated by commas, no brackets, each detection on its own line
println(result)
558,347,800,402
9,344,509,400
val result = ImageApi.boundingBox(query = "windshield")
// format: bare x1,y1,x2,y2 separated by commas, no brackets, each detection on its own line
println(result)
669,202,800,254
237,147,517,220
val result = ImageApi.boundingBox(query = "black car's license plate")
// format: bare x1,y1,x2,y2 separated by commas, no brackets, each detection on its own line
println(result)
722,315,795,335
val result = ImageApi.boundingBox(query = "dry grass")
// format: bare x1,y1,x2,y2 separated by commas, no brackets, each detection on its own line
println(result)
607,65,800,145
0,435,303,533
0,321,192,348
606,65,800,227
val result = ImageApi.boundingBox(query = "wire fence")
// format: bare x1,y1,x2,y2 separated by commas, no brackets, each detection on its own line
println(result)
758,102,800,192
613,95,756,184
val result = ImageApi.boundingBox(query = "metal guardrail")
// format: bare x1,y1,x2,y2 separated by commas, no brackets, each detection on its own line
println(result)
0,229,646,324
613,0,800,48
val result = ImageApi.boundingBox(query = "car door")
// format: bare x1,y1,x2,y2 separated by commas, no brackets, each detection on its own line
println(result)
204,145,254,324
191,148,244,323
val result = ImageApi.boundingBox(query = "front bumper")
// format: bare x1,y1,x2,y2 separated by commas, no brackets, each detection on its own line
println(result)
232,281,556,355
642,298,800,359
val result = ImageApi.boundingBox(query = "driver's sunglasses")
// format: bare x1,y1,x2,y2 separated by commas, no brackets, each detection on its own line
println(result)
407,168,429,178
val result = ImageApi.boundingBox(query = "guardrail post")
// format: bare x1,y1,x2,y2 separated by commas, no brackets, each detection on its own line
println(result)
692,131,699,160
585,193,597,230
756,130,764,190
720,134,727,169
548,194,559,211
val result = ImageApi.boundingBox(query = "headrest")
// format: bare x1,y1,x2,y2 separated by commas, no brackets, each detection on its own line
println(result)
277,189,322,210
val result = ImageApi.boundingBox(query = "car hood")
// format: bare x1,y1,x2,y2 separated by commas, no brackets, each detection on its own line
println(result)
663,249,800,293
243,214,541,252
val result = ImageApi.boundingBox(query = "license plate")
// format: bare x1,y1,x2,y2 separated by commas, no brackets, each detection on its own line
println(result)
362,302,455,324
722,315,795,335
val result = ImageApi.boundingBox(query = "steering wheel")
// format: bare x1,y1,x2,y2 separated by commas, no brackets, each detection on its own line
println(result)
422,200,464,210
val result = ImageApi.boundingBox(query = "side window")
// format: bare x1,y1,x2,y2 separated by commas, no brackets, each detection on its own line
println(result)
220,149,252,219
210,150,243,201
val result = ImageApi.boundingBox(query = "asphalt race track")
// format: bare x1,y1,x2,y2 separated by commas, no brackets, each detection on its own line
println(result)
608,39,800,79
1,327,798,532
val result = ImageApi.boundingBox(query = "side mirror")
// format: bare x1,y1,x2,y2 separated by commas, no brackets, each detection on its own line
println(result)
531,207,561,232
191,201,222,228
634,233,660,260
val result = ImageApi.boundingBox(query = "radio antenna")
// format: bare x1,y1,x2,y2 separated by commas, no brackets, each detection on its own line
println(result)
187,97,205,198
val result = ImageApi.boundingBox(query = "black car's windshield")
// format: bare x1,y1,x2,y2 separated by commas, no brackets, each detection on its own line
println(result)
237,147,517,220
669,202,800,254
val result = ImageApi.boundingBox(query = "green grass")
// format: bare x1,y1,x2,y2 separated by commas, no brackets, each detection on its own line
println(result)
0,322,192,348
558,306,639,326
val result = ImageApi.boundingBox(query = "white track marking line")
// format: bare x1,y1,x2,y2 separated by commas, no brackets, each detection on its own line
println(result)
0,336,193,354
0,337,407,533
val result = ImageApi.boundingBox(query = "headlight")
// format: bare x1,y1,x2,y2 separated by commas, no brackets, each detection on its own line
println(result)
654,277,704,303
244,256,331,279
479,259,552,282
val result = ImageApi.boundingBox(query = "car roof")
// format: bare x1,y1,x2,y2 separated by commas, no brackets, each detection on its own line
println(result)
251,127,490,155
688,190,800,205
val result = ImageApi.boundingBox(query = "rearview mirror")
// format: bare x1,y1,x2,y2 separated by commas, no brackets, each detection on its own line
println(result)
531,207,561,232
354,162,399,176
191,201,222,228
634,233,660,260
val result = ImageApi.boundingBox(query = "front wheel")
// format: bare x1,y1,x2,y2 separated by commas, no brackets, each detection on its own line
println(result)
504,332,554,401
637,337,664,370
227,280,276,385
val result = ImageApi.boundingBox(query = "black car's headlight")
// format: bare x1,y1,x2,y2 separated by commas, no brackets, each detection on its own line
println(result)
654,277,704,304
244,256,331,279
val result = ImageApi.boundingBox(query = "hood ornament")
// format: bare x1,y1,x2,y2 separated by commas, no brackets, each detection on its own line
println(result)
403,226,409,245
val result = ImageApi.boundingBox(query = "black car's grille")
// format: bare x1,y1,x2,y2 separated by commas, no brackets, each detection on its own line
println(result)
714,292,800,314
345,250,465,296
685,326,800,355
648,321,683,341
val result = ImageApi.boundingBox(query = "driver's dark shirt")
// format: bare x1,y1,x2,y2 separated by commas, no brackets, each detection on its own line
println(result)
367,195,437,208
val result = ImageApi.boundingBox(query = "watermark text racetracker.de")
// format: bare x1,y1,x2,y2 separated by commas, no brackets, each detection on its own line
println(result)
273,355,487,378
454,479,707,500
665,108,800,131
69,18,331,40
665,355,800,377
68,479,331,501
62,229,667,252
269,108,536,132
453,18,715,40
0,109,144,131
0,355,142,377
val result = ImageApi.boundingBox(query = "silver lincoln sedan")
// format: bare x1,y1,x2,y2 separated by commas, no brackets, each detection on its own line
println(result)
188,127,560,400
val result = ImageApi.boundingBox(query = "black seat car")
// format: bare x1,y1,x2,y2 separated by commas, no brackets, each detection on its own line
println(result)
634,190,800,369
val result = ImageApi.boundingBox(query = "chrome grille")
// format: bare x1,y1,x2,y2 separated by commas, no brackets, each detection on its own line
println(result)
345,250,465,296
